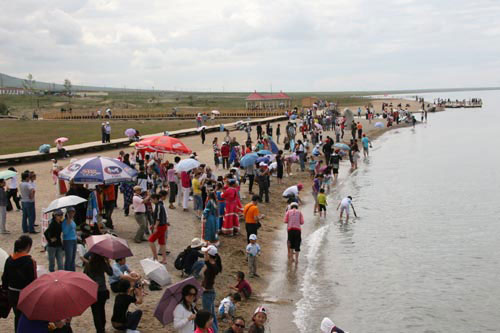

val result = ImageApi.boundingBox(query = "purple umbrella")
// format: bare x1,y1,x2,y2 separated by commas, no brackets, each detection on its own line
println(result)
124,128,136,137
154,277,203,326
85,234,133,259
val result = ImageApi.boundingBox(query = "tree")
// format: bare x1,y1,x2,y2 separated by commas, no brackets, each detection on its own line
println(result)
22,73,36,107
64,79,72,107
0,101,8,115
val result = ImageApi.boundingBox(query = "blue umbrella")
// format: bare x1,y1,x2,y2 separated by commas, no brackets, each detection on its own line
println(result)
291,114,297,120
334,143,350,151
269,139,279,154
374,122,384,128
256,156,270,164
59,156,138,184
240,153,258,168
256,150,272,156
38,144,51,154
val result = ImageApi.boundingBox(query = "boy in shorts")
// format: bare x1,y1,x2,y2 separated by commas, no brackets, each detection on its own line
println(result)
149,191,169,263
317,188,327,217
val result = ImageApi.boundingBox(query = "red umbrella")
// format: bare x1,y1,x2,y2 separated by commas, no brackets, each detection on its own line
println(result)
135,136,161,151
17,271,97,321
86,234,133,259
136,135,192,155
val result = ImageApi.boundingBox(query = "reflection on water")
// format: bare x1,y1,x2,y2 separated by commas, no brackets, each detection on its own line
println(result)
267,90,500,332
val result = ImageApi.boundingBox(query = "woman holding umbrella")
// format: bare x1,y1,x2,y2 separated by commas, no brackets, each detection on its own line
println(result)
55,138,70,158
173,284,199,333
84,253,113,333
44,209,64,272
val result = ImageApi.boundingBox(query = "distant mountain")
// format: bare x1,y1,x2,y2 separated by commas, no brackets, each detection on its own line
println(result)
0,72,152,92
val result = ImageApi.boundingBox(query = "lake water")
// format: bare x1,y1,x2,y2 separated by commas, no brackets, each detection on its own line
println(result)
265,90,500,332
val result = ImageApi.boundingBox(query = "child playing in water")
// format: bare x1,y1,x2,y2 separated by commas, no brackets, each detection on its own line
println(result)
317,188,327,217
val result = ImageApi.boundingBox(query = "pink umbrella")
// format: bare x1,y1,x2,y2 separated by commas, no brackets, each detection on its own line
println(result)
55,137,69,143
154,277,203,325
17,271,97,321
86,234,133,259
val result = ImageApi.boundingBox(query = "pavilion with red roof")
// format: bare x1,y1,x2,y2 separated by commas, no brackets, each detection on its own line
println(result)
245,91,292,110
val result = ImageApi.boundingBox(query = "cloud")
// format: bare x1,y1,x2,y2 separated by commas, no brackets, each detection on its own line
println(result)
0,0,499,91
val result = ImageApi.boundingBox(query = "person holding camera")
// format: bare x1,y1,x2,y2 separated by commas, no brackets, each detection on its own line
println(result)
111,279,144,333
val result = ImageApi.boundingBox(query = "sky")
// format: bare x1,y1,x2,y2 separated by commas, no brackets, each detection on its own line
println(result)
1,0,499,92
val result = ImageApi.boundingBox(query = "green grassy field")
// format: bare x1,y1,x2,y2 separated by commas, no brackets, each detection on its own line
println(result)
0,90,369,117
0,118,232,155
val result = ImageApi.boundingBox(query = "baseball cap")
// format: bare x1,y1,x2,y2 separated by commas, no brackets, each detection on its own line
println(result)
253,306,268,318
259,162,267,167
297,183,303,190
249,234,257,241
201,245,218,256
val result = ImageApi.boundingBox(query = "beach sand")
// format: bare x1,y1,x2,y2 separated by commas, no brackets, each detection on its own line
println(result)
0,102,414,332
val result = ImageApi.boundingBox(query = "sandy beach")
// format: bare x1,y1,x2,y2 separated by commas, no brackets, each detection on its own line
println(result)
0,101,414,332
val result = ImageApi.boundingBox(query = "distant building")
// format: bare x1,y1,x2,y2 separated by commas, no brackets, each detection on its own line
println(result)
0,87,28,95
245,91,291,110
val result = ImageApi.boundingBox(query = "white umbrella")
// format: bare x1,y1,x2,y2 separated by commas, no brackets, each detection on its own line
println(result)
211,110,220,115
0,247,8,273
196,126,207,132
43,195,88,213
175,158,200,173
140,259,172,287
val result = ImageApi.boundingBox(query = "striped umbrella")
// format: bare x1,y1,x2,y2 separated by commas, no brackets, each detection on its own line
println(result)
58,156,138,184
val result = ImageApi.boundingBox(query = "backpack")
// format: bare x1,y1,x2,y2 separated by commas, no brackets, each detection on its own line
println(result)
174,247,189,270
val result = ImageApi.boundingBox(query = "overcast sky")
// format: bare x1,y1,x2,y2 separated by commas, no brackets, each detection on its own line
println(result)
1,0,499,92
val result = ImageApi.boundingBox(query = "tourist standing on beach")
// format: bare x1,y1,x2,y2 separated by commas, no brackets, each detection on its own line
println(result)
149,191,169,264
202,191,218,245
276,124,281,143
243,195,264,242
276,150,284,184
133,185,150,243
101,122,106,143
221,179,241,236
84,253,113,333
0,179,7,234
296,140,306,172
201,245,221,333
1,235,37,332
357,122,363,139
62,207,77,271
20,171,37,234
284,202,304,263
44,209,64,272
6,167,21,212
337,196,355,222
351,120,357,139
213,138,221,170
256,124,263,140
246,234,261,278
256,163,270,203
201,127,206,144
173,284,198,333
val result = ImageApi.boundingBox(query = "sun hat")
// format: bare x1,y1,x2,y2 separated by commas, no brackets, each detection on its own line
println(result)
201,245,218,256
249,234,257,241
253,306,268,318
133,185,142,192
191,238,205,248
297,183,303,190
320,318,335,333
290,202,299,209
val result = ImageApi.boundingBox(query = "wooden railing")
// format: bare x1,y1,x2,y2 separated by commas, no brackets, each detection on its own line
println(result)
42,109,286,120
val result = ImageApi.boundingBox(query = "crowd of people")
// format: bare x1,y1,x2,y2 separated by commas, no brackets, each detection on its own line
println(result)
0,101,410,332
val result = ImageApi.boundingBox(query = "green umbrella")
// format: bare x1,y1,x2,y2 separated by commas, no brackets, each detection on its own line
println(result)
0,170,17,180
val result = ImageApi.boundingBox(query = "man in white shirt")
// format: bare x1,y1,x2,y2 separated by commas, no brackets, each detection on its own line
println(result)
7,167,21,211
132,186,150,243
282,184,303,204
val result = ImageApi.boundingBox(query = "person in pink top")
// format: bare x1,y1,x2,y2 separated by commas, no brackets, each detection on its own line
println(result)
283,202,304,263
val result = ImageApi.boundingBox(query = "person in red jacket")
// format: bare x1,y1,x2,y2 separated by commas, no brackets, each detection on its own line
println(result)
221,142,230,170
